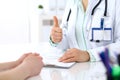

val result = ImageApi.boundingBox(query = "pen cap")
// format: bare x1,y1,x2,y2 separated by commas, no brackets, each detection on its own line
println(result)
112,65,120,78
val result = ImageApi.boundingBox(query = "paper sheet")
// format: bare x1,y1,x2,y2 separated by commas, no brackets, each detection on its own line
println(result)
40,45,75,68
43,56,75,68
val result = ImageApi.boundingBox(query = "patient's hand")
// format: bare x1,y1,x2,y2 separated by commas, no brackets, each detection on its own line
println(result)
16,53,32,66
21,53,43,77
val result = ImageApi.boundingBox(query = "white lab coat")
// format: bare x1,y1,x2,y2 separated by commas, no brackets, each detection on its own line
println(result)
55,0,120,61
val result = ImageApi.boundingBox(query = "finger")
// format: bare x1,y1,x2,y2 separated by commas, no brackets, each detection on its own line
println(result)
59,54,73,62
52,36,62,40
52,37,62,41
62,57,75,63
53,16,59,27
37,56,43,60
59,56,74,62
24,52,32,55
63,50,73,56
51,32,62,42
52,32,62,38
52,39,62,43
20,53,32,59
54,28,62,33
17,53,32,63
50,36,62,43
34,53,40,56
58,50,74,61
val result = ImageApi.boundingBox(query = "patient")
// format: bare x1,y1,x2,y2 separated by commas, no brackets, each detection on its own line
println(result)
0,53,43,80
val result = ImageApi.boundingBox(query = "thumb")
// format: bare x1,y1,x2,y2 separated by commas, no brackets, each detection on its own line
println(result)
53,16,59,27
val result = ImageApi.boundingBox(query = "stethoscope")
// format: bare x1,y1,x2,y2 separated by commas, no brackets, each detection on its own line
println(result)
66,0,112,43
91,0,107,17
66,0,108,23
90,0,112,43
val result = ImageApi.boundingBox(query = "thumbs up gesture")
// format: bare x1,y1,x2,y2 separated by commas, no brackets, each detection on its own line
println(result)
50,16,63,43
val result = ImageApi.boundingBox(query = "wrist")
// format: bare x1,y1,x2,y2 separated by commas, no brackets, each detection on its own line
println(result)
7,62,30,80
14,60,21,67
83,51,90,61
49,37,58,47
50,36,55,43
15,62,30,79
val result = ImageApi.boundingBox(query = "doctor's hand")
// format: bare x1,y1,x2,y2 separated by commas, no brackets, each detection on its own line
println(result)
50,16,63,43
59,48,90,63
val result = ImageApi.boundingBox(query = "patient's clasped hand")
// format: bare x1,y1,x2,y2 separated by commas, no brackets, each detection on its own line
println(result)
0,53,43,80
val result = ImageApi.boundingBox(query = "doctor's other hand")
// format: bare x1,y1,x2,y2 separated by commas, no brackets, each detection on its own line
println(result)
59,48,90,63
50,16,63,43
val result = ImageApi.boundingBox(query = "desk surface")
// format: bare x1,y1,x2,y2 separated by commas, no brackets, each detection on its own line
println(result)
0,43,107,80
28,61,106,80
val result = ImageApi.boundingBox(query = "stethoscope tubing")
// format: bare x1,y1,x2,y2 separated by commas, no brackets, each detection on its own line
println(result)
92,0,107,17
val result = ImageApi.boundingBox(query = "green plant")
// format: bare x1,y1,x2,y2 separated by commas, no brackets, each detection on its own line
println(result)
38,5,43,9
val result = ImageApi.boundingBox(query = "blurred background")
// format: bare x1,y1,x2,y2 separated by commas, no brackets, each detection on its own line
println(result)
0,0,67,44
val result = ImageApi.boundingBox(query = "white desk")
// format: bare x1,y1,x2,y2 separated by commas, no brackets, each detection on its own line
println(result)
28,61,106,80
0,43,107,80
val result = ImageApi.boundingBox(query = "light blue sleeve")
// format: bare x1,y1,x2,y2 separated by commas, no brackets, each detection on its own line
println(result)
49,37,58,47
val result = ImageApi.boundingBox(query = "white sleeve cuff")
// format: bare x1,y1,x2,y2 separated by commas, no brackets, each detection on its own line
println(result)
87,47,104,62
87,50,97,62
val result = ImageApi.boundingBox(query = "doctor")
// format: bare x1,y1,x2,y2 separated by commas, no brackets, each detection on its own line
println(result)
50,0,120,62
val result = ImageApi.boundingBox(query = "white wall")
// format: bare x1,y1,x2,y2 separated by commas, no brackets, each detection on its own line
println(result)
43,0,67,15
0,0,30,44
28,0,45,43
38,0,67,42
0,0,67,44
27,0,67,43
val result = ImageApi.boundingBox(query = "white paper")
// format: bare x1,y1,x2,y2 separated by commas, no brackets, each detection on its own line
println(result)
40,45,75,68
43,56,75,68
